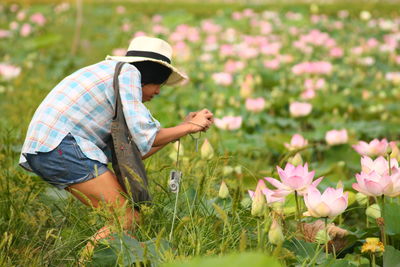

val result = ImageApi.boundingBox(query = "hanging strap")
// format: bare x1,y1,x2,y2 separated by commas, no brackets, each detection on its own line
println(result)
112,62,126,120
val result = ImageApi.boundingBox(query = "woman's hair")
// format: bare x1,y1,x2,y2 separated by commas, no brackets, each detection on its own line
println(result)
131,61,172,85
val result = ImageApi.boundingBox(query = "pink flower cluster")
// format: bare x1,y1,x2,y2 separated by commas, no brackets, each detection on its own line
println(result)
265,163,323,197
245,97,265,113
0,63,21,80
301,78,325,100
247,162,348,218
289,102,312,117
212,72,233,86
352,138,390,157
303,187,348,218
325,129,348,146
214,116,242,130
248,180,284,204
353,156,400,197
292,61,333,75
284,134,308,151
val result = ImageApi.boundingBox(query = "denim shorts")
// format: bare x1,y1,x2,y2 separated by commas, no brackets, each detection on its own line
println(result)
25,133,109,189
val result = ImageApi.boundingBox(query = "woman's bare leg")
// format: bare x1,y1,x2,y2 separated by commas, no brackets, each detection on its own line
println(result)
66,170,140,249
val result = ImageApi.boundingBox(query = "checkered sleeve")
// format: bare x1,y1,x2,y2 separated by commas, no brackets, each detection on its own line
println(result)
118,64,161,156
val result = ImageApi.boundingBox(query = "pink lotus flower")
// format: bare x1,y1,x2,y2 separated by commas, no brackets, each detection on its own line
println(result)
30,13,46,26
289,102,312,117
220,44,235,57
245,97,265,113
304,78,325,91
17,11,26,21
301,89,316,99
201,20,221,34
212,72,232,86
352,138,389,157
292,61,333,75
249,180,267,216
329,47,344,58
0,30,10,38
353,171,388,197
0,63,21,80
353,155,400,197
260,42,281,55
115,5,126,14
9,21,19,30
284,134,308,151
386,72,400,83
361,156,398,176
152,14,163,23
121,23,131,32
214,116,242,131
382,168,400,197
264,59,280,70
325,129,348,146
304,187,348,218
248,180,284,204
224,60,245,73
395,56,400,65
20,23,31,37
265,163,323,197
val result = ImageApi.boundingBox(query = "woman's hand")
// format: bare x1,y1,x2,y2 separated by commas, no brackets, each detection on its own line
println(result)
186,109,214,133
182,112,197,124
152,109,214,147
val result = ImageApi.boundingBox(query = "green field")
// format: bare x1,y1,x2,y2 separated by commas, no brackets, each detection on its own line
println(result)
1,1,400,266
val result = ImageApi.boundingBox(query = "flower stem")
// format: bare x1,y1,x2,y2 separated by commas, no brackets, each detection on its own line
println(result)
257,219,261,249
366,198,370,228
324,217,329,258
295,191,301,222
372,253,376,267
380,195,387,246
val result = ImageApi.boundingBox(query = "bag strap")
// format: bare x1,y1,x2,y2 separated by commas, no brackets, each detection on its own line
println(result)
112,62,126,120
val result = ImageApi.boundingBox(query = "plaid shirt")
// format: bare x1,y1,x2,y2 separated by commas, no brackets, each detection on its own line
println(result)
19,60,161,171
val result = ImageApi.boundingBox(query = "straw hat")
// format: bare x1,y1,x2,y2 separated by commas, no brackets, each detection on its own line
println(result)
106,36,188,86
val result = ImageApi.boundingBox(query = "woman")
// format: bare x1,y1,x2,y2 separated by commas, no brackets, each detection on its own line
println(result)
19,36,214,247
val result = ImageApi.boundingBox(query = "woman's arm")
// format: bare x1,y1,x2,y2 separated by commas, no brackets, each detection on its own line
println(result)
152,124,192,146
141,124,191,159
142,143,168,159
152,109,213,146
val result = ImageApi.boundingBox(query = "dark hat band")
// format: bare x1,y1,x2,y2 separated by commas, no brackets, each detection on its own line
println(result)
125,50,171,64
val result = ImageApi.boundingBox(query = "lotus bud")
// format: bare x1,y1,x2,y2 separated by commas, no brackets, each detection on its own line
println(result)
366,204,381,219
222,166,234,176
240,74,254,99
288,153,303,166
169,141,184,160
218,181,230,199
356,192,368,206
268,219,284,245
270,201,284,213
315,229,331,244
251,187,266,217
234,166,242,174
201,139,214,159
347,191,356,206
389,141,399,159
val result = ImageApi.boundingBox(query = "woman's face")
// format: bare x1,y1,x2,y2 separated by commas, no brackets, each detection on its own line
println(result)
141,84,161,102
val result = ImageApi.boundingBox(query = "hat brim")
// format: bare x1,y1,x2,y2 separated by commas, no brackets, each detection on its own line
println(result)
105,55,188,86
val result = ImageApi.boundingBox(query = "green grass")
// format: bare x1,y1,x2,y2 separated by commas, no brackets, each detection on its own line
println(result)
2,0,400,265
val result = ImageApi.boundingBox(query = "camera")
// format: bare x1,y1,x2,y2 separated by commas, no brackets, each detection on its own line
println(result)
169,170,182,193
